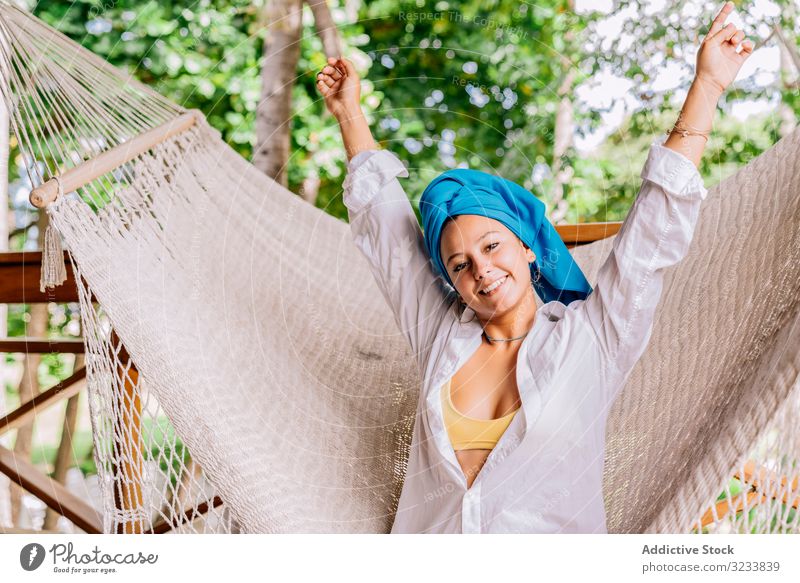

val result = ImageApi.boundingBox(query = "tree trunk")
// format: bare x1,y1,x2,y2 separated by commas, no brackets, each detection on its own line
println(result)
306,0,342,58
252,0,304,187
344,0,359,23
550,67,574,225
302,0,345,207
547,0,576,225
254,0,344,205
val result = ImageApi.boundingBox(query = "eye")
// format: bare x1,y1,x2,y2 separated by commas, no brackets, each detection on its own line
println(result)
452,243,499,273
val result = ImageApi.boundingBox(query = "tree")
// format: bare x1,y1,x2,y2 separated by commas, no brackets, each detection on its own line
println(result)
252,0,304,187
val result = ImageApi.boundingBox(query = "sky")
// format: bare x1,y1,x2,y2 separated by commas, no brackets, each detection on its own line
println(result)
571,0,793,153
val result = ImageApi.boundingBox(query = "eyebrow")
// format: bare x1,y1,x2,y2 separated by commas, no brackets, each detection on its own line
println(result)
446,231,501,265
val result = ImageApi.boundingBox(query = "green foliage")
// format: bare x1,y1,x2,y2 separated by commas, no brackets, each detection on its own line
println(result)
3,301,83,398
360,0,597,214
19,0,799,226
30,427,95,476
33,0,264,159
29,416,189,488
141,416,190,489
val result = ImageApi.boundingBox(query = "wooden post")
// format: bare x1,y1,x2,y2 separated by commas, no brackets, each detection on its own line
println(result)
109,330,145,534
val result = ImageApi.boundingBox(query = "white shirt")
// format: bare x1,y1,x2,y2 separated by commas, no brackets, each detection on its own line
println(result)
342,136,708,534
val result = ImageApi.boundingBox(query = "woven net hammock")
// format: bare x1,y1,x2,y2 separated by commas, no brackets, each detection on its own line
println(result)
1,3,798,534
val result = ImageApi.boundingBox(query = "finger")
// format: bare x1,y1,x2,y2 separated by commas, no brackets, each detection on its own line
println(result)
321,57,344,79
316,79,329,95
331,56,347,76
316,69,338,88
316,72,332,88
323,64,343,80
730,30,745,46
739,38,754,57
321,73,338,88
707,1,734,39
328,56,343,74
722,24,740,43
339,57,357,76
711,22,736,44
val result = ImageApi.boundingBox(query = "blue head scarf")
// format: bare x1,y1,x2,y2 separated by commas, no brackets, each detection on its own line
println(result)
419,168,592,306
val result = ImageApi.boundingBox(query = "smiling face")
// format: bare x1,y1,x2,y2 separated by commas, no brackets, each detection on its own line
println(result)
440,214,536,320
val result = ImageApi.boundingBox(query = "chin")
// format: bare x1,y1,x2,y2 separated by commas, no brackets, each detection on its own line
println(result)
480,294,520,317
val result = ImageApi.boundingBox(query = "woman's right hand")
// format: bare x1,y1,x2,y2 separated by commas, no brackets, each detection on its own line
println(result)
316,56,361,121
695,2,753,95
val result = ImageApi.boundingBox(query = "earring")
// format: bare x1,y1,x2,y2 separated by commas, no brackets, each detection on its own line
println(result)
457,295,476,324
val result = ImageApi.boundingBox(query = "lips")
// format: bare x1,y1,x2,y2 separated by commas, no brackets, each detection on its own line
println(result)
479,275,508,296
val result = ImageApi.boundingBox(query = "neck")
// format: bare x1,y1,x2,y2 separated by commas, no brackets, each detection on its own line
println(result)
478,290,538,347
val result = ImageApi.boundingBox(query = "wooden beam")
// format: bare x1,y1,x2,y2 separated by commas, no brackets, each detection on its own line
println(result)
696,490,768,529
0,368,86,437
0,221,618,306
735,460,800,510
0,443,102,534
0,338,84,354
30,111,201,208
696,459,800,530
148,495,225,534
0,251,79,303
557,221,622,247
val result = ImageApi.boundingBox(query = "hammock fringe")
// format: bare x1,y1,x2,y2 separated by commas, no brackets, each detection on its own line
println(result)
40,219,67,292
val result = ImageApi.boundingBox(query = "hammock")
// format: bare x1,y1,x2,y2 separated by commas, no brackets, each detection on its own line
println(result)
1,3,798,534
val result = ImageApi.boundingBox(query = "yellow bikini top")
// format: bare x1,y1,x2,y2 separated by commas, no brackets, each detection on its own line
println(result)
441,378,520,451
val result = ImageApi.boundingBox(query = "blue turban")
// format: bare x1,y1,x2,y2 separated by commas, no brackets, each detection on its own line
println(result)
419,168,592,306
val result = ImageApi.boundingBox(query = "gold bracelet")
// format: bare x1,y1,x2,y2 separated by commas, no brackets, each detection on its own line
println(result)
666,112,711,142
667,127,709,142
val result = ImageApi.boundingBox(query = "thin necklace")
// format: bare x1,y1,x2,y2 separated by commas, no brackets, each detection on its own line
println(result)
483,330,529,343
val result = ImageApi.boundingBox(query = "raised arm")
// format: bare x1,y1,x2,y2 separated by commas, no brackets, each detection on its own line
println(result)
316,57,454,371
662,1,752,166
580,2,752,400
316,57,379,161
580,139,708,397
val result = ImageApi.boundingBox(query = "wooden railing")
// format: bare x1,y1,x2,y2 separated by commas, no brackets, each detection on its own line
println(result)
694,460,800,530
0,251,225,534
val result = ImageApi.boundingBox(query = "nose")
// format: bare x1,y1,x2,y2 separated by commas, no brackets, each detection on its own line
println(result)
471,255,493,280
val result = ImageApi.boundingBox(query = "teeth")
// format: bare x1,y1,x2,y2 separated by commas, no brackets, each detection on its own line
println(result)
481,276,507,294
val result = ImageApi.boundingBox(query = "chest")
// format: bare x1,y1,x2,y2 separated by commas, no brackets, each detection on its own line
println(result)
449,341,522,420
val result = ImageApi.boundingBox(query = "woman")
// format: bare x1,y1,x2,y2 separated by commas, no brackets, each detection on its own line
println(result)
316,2,752,533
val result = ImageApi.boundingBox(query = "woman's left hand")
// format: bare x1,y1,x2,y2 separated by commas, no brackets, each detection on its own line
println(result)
695,1,754,94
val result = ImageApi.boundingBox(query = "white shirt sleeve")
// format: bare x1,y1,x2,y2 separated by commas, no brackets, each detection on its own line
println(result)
579,137,709,397
343,148,454,371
